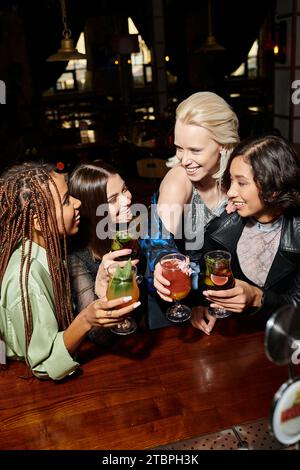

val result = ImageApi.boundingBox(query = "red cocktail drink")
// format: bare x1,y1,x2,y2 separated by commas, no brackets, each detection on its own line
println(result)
159,253,192,323
161,259,191,300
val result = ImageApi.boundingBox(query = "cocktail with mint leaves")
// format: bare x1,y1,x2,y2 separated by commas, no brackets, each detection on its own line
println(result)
107,259,139,334
111,229,139,261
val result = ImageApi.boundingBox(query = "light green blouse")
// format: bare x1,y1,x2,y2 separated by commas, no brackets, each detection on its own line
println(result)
0,241,79,380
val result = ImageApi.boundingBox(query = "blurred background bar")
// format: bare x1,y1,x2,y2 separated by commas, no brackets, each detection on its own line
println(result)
0,0,299,201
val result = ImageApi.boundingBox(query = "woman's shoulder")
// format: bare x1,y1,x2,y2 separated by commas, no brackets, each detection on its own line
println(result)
282,208,300,225
205,210,241,234
69,247,94,266
68,247,100,274
283,209,300,236
161,165,192,186
159,166,192,204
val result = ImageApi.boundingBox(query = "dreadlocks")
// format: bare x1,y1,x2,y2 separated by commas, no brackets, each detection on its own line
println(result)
0,162,73,352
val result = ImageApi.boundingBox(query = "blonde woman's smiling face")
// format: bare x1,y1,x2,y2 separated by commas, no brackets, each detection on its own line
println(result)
174,121,222,182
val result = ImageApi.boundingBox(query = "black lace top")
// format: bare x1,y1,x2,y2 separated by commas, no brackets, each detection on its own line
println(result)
68,248,100,313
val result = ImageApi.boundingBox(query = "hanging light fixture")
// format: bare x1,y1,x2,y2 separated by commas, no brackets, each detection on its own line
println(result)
47,0,86,62
198,0,224,53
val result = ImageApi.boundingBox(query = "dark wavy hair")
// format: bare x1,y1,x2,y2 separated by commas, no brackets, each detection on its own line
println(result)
69,160,117,258
223,135,300,210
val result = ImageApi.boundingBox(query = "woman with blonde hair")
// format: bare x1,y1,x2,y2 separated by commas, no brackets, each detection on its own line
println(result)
141,91,239,328
157,135,300,334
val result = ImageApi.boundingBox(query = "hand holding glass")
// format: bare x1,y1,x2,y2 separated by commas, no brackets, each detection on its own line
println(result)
106,260,140,335
204,250,235,318
160,253,192,323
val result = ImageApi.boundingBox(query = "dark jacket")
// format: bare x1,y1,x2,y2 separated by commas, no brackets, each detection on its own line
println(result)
202,210,300,321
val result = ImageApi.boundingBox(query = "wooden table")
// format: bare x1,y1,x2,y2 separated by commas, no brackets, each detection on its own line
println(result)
0,317,293,450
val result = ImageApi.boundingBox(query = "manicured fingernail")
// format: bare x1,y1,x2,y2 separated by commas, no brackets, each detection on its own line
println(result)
133,301,141,308
203,291,208,296
206,327,211,332
123,296,132,302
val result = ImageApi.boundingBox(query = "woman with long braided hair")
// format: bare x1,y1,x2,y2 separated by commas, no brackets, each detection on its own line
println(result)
0,162,141,380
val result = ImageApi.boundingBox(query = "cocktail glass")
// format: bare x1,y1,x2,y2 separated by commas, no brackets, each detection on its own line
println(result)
160,253,192,323
111,226,140,261
106,260,139,335
204,250,235,318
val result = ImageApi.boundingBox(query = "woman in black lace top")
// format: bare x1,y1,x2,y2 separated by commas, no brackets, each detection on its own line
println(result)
68,160,140,344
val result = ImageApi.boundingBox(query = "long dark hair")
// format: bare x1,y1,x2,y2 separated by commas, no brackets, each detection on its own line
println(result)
223,135,300,210
69,160,117,258
0,162,73,352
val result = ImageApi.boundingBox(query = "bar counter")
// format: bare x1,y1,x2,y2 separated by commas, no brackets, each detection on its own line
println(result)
0,317,294,450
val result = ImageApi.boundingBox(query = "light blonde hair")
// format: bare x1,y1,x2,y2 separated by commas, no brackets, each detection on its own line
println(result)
176,91,239,180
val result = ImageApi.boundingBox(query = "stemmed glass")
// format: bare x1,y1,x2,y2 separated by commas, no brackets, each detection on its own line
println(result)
106,261,140,335
204,250,235,318
160,253,192,323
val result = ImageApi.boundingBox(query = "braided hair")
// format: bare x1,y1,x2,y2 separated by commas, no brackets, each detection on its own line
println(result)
0,162,73,352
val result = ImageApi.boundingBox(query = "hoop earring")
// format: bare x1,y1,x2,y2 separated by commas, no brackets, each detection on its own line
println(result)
212,148,228,183
218,149,228,190
217,176,223,192
220,148,227,160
